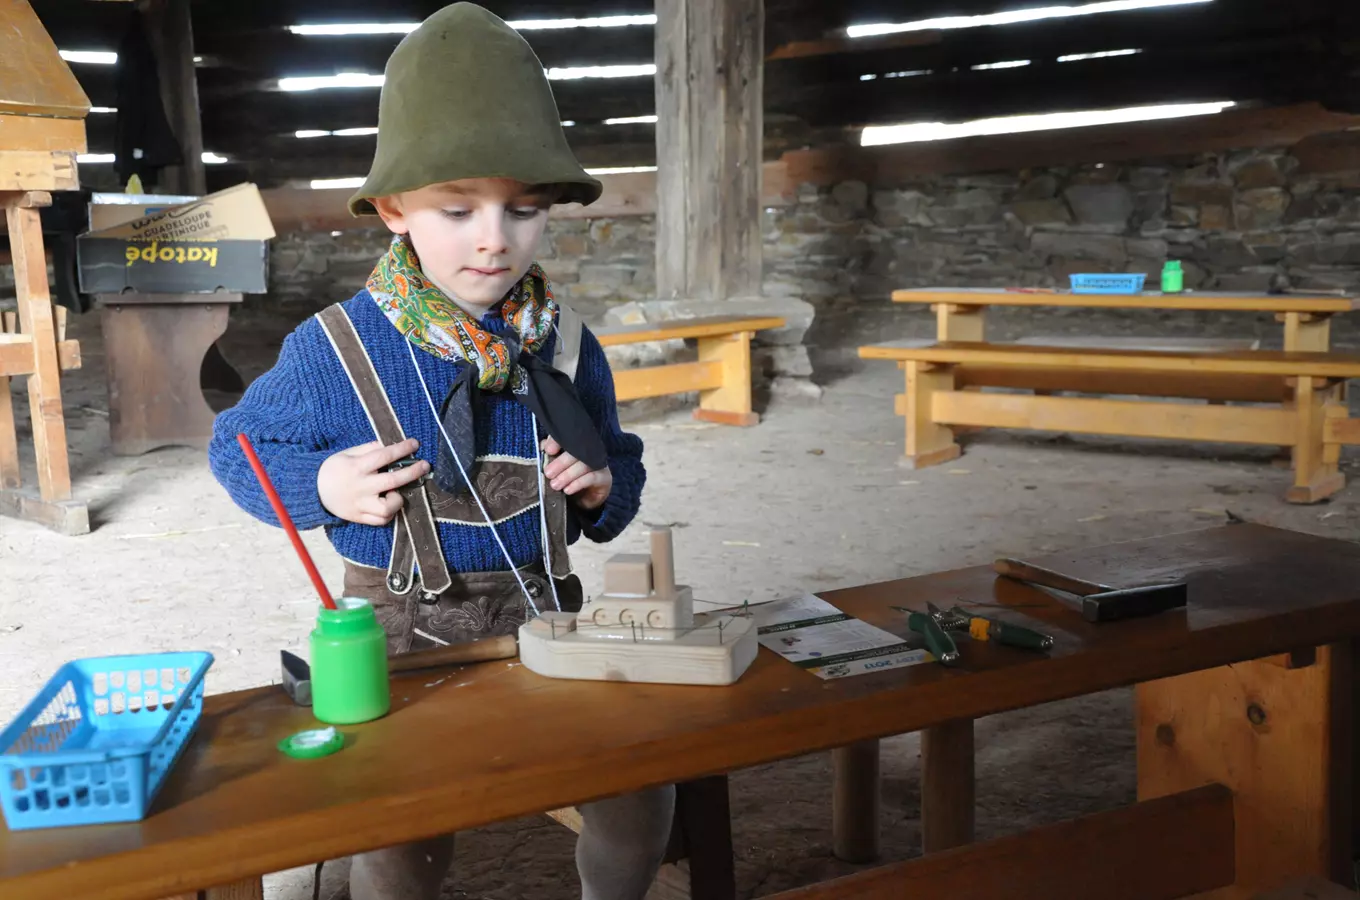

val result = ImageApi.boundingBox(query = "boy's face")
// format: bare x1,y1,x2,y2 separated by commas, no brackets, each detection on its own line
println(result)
372,178,554,313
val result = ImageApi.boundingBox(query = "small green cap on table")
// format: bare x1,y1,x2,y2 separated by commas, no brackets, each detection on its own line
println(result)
278,726,345,759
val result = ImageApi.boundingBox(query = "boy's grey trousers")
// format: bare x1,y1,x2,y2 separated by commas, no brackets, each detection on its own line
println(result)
348,785,676,900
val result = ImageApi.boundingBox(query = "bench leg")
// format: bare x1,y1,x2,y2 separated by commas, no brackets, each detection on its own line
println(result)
693,331,758,426
554,777,736,900
933,303,988,435
646,775,737,900
832,739,881,863
898,362,960,469
0,316,20,491
1287,376,1346,504
162,876,264,900
1137,645,1354,892
7,204,72,504
921,720,975,853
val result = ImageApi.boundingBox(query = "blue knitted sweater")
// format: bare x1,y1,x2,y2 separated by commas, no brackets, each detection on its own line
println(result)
208,290,645,574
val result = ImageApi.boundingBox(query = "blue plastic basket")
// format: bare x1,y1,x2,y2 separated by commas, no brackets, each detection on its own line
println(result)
1069,273,1147,294
0,651,213,830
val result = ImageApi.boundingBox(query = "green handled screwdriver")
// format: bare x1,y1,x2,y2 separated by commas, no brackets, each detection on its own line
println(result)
948,606,1053,652
904,611,961,665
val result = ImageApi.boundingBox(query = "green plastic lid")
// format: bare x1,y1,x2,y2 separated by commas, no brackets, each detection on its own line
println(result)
278,726,345,759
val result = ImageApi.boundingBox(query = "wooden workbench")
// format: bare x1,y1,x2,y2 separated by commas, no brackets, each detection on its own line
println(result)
2,523,1358,900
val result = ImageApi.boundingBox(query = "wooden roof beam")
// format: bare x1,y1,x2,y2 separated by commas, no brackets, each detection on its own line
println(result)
191,21,654,74
187,0,653,30
770,47,1329,127
778,101,1360,184
769,4,1332,81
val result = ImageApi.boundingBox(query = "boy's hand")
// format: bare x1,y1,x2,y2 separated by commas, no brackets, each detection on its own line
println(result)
541,436,612,511
317,438,431,526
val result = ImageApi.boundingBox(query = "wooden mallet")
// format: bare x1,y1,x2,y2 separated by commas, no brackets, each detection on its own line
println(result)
281,635,519,706
992,558,1187,623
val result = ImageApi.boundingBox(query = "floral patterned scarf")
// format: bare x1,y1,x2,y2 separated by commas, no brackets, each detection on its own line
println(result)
367,235,557,394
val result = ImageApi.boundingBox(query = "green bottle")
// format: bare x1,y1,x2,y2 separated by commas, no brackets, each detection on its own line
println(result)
310,598,391,725
1161,260,1184,293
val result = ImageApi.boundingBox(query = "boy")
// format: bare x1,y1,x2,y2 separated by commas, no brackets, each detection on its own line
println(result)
207,5,674,899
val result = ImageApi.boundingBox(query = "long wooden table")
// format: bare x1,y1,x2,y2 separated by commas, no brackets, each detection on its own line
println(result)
3,523,1359,900
882,289,1360,502
892,287,1358,352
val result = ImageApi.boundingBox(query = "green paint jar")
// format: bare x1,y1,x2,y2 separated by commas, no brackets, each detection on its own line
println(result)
310,598,390,725
1161,260,1184,293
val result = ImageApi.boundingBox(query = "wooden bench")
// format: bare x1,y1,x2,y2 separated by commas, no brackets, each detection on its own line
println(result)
1010,336,1288,404
893,335,1282,404
859,340,1360,503
94,290,244,456
597,314,786,426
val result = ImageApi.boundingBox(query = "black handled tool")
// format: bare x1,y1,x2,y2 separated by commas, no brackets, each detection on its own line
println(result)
992,558,1186,623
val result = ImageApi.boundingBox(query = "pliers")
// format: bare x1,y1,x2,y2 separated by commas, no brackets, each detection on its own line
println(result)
892,602,1054,667
894,602,961,666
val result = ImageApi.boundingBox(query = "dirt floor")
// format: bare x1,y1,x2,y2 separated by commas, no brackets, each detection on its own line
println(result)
3,301,1360,899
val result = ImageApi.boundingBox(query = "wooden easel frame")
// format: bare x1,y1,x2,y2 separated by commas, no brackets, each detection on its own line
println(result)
0,187,88,535
1,0,92,534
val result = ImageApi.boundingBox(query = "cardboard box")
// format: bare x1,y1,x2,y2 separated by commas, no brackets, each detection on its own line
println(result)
77,183,276,295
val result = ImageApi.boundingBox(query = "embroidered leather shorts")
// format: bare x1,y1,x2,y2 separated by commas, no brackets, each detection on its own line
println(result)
342,561,582,655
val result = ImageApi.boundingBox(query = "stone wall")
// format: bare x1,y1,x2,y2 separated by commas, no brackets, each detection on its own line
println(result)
850,149,1359,301
265,217,658,324
263,144,1360,326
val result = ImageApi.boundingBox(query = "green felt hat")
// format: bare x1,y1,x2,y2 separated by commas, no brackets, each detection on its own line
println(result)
348,3,602,216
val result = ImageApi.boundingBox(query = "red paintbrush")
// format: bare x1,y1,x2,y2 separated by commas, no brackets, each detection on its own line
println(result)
236,433,337,610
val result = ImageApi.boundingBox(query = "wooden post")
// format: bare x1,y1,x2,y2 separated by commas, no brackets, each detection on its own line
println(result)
140,0,244,395
832,740,881,863
142,0,205,196
654,0,763,304
921,719,976,853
